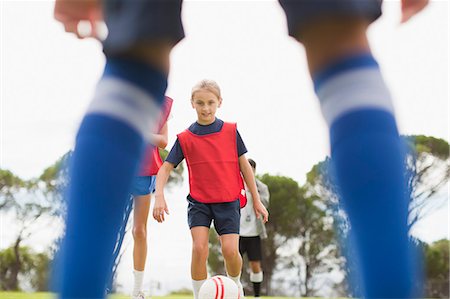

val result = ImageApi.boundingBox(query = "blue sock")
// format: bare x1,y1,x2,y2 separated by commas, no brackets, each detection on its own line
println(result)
58,58,167,299
314,54,417,298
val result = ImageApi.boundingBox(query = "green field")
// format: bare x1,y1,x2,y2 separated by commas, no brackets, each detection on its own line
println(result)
0,293,306,299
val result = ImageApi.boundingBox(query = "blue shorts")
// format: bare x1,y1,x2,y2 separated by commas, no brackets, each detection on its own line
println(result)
102,0,185,55
102,0,381,54
187,195,240,236
131,176,156,196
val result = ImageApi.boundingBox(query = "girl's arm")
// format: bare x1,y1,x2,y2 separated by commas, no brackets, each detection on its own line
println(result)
239,155,269,223
150,123,169,149
153,161,174,222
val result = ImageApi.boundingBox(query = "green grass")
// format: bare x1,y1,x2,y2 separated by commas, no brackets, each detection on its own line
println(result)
0,293,304,299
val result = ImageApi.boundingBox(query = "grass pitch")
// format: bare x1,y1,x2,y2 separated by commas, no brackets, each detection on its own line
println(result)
0,293,306,299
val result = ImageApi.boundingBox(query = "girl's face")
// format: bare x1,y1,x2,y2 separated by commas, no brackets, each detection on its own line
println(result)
191,89,222,125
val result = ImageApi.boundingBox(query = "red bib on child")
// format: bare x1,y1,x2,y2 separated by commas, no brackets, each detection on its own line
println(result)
138,97,173,176
178,122,246,207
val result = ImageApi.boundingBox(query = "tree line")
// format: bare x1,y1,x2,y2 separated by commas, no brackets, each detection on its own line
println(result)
0,135,448,297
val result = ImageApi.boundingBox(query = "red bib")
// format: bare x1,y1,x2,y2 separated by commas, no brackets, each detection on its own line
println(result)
138,96,173,176
178,122,246,207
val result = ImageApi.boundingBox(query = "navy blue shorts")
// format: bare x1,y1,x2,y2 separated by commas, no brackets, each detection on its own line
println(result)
279,0,382,40
102,0,381,53
187,195,240,236
131,176,156,196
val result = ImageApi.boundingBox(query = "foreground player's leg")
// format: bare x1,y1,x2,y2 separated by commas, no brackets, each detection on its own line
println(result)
59,53,168,299
279,1,417,297
58,1,183,298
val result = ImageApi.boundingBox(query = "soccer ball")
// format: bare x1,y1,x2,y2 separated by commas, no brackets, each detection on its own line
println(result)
199,275,240,299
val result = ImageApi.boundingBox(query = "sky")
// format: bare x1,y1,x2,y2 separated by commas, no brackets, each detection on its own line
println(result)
1,0,449,295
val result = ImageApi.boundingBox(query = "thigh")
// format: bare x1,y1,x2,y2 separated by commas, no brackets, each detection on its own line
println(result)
102,0,185,55
190,226,210,247
133,193,151,228
212,199,240,236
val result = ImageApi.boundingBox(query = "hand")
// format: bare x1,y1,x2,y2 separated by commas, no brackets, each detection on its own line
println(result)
401,0,429,23
254,200,269,224
54,0,103,38
153,194,169,223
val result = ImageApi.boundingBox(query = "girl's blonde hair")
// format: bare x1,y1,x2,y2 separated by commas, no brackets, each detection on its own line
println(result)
191,79,221,100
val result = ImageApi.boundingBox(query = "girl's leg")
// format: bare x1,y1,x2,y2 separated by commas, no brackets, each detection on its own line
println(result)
133,194,151,271
190,226,210,299
220,234,244,297
132,194,151,297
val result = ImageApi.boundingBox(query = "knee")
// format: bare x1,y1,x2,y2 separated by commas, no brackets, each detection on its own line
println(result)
192,242,209,261
132,226,147,241
222,245,240,261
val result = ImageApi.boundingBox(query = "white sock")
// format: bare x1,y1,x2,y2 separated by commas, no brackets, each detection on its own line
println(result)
250,271,263,283
227,274,244,297
133,270,145,296
192,279,206,299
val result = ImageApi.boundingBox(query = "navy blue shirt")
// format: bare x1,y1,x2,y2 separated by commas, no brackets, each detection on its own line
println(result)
166,118,247,167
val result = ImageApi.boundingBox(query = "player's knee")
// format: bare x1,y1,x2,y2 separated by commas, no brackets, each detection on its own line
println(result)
192,242,209,260
132,226,147,241
221,245,239,261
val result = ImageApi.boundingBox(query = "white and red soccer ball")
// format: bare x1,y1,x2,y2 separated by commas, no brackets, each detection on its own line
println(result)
199,275,240,299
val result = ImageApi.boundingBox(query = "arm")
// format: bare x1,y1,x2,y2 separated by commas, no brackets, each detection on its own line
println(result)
150,123,169,149
239,155,269,223
152,161,175,223
54,0,103,38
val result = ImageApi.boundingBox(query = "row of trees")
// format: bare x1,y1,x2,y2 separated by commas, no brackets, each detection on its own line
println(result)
0,152,67,291
0,135,448,296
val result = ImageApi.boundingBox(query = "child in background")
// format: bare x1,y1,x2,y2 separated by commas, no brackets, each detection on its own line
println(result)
153,80,269,299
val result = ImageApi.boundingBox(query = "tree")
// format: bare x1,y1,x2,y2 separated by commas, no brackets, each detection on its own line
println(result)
255,174,305,295
423,239,449,298
404,135,449,228
0,153,70,291
0,246,51,291
0,169,26,210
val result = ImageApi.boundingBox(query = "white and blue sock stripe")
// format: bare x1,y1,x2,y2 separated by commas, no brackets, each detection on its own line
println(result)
88,78,161,141
314,54,394,126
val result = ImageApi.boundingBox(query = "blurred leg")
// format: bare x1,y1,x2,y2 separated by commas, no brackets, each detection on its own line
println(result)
279,1,417,297
58,2,183,298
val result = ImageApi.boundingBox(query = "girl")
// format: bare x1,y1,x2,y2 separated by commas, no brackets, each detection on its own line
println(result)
153,80,268,299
